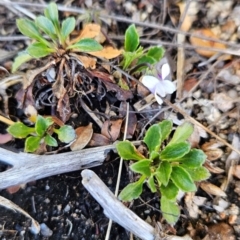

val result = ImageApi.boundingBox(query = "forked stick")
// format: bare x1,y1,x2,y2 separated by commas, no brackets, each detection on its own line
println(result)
0,145,115,189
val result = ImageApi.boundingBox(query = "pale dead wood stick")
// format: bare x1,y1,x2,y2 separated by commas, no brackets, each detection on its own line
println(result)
81,169,189,240
164,99,240,156
0,141,141,190
0,145,114,189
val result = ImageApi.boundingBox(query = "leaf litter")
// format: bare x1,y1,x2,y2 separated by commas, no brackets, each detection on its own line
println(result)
1,0,240,239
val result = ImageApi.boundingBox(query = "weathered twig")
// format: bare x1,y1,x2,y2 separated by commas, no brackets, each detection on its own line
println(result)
81,169,191,240
0,145,114,189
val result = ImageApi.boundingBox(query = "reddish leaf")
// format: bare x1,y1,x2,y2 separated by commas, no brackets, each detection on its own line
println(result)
88,133,111,147
102,80,133,101
0,133,13,144
119,102,137,139
70,123,93,151
6,185,21,194
101,119,123,141
56,93,71,123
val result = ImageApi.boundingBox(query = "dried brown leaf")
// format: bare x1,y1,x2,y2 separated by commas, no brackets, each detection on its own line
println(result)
70,123,93,151
101,119,123,141
6,185,22,194
88,133,111,147
205,162,225,174
70,53,97,69
71,23,103,44
200,182,227,197
205,149,223,161
89,46,122,59
190,29,226,57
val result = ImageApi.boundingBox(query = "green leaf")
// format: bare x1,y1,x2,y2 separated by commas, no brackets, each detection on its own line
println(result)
171,166,196,192
55,125,76,143
143,124,162,153
7,122,35,138
44,2,60,31
147,46,165,61
44,134,58,147
61,17,75,41
169,122,194,145
12,51,33,73
159,120,172,142
160,181,179,200
149,151,159,160
137,55,156,66
45,117,54,128
35,16,57,40
116,141,145,161
130,159,152,176
27,42,55,58
67,38,103,52
118,176,145,201
155,161,172,186
17,18,43,41
178,149,206,168
124,24,139,52
121,46,144,70
35,115,48,136
160,142,191,161
161,196,180,224
147,175,156,193
25,136,42,152
185,166,211,181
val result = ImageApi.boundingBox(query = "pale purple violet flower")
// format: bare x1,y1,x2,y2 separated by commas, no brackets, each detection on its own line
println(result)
141,63,176,105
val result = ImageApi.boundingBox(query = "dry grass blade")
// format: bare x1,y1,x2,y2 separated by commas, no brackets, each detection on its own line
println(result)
0,196,40,234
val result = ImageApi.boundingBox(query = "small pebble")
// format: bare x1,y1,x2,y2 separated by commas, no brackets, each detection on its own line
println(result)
40,223,53,237
228,89,238,98
64,204,71,212
44,198,50,204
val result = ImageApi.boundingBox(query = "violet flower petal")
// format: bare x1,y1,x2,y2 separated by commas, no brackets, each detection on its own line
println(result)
161,63,170,80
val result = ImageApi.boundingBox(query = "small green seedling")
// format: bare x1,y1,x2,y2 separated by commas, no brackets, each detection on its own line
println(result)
12,2,103,72
116,120,210,224
7,115,76,153
121,24,165,71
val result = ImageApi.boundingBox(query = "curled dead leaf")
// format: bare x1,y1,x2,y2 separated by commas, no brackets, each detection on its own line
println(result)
204,162,225,174
70,123,93,151
200,182,227,197
190,29,226,57
202,140,223,151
